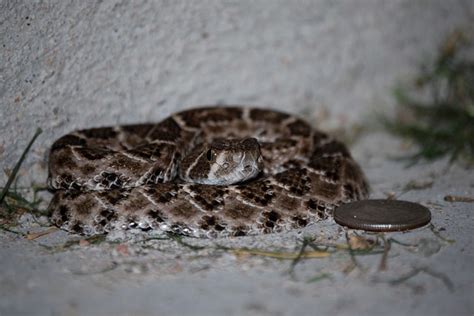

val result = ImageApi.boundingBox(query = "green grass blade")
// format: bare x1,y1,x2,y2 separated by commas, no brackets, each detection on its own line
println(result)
0,128,43,205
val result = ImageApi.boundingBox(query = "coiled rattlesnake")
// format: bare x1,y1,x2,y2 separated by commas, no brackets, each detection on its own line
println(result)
48,106,369,237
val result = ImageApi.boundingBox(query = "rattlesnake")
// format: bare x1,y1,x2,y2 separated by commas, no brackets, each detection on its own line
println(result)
48,106,369,237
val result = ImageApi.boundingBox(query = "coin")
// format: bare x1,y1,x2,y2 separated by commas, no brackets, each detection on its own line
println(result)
334,199,431,232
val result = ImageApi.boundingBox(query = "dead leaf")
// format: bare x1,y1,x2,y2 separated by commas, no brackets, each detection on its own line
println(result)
79,239,90,247
348,235,372,250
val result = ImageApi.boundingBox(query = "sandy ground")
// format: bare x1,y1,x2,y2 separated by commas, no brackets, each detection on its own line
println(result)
1,1,473,315
1,135,473,315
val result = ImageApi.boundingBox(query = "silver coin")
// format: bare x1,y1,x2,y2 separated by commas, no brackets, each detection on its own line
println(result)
334,199,431,232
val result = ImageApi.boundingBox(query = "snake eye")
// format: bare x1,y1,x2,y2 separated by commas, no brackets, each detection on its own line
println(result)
206,149,213,161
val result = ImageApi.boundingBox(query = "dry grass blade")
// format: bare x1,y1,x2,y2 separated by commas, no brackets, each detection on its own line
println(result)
231,248,330,259
26,227,59,240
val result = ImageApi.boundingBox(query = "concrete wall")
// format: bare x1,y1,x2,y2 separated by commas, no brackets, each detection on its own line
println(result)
1,0,473,185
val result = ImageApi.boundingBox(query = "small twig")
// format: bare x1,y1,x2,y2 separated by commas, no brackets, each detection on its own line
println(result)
378,234,391,271
141,236,171,243
306,272,332,283
167,233,206,251
0,224,25,236
388,238,417,248
288,237,312,277
444,195,474,203
388,266,454,292
307,240,331,252
344,231,363,273
0,128,42,205
429,224,455,244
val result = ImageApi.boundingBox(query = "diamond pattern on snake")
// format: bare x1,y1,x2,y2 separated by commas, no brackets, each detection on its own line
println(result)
48,106,369,237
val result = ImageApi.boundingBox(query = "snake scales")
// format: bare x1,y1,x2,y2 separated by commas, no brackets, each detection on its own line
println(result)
48,106,369,237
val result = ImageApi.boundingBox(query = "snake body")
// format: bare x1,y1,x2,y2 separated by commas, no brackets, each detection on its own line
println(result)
48,107,369,237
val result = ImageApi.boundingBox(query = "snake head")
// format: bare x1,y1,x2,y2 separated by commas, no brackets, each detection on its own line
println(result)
179,137,263,185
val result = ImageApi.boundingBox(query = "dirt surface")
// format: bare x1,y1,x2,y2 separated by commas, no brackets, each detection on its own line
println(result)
1,1,473,315
1,132,473,316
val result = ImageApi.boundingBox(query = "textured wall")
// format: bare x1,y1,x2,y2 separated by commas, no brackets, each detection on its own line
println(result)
1,0,473,185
